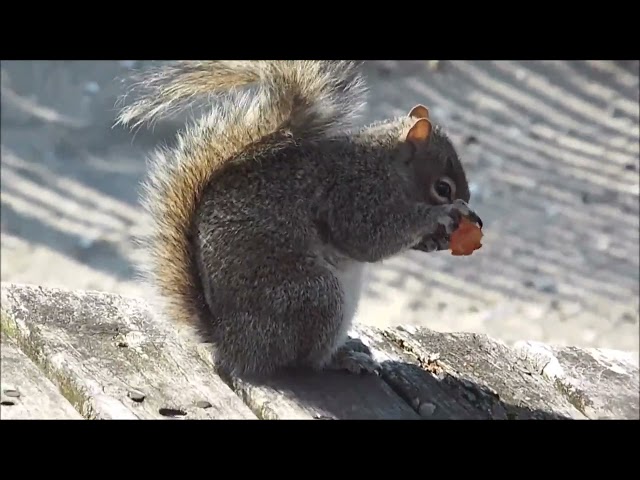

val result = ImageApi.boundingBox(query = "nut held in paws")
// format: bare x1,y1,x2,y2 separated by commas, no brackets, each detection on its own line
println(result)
450,217,483,256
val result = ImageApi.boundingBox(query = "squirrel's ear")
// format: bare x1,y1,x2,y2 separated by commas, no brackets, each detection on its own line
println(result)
409,104,430,120
406,118,432,144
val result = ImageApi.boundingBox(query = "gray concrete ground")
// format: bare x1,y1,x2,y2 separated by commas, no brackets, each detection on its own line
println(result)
1,60,638,352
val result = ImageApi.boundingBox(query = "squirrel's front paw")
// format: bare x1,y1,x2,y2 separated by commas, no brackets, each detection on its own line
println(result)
438,200,482,234
412,236,450,253
326,345,381,375
415,200,482,252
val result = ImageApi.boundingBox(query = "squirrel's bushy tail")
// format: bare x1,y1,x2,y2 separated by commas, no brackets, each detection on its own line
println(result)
117,61,368,338
117,60,367,137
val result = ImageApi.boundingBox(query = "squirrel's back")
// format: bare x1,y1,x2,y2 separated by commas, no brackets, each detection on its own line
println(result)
116,60,368,335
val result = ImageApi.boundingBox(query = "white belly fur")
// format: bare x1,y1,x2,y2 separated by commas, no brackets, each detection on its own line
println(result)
334,261,368,346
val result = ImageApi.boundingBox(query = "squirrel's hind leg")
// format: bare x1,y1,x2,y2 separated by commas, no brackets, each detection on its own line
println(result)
201,254,352,378
302,329,381,376
322,343,381,375
299,262,381,376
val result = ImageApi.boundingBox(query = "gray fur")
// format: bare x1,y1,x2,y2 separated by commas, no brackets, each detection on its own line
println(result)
117,60,481,378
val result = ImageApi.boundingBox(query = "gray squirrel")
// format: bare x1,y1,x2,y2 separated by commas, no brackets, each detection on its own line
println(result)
116,60,482,378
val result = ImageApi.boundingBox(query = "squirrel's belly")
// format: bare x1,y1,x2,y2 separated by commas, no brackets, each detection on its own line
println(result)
332,261,368,345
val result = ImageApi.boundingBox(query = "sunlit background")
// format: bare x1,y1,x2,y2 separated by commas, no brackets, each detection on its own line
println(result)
1,60,638,352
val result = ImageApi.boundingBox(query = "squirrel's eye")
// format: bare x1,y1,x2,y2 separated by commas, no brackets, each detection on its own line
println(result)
435,180,452,199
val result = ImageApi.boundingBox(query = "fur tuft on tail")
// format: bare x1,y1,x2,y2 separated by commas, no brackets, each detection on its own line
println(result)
116,60,367,136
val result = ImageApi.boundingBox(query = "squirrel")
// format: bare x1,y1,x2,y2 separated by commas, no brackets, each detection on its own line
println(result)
116,60,482,378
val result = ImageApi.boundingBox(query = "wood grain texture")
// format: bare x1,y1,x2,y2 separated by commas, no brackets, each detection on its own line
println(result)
358,324,588,419
1,283,257,419
194,342,420,420
1,333,83,419
2,282,637,420
514,340,639,419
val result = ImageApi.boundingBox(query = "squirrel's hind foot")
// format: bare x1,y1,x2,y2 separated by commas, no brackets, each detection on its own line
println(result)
324,340,381,375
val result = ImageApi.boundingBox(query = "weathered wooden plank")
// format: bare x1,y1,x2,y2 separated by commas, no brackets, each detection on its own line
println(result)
1,283,257,420
1,333,83,419
359,324,588,419
514,341,639,419
5,282,634,420
194,342,420,420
